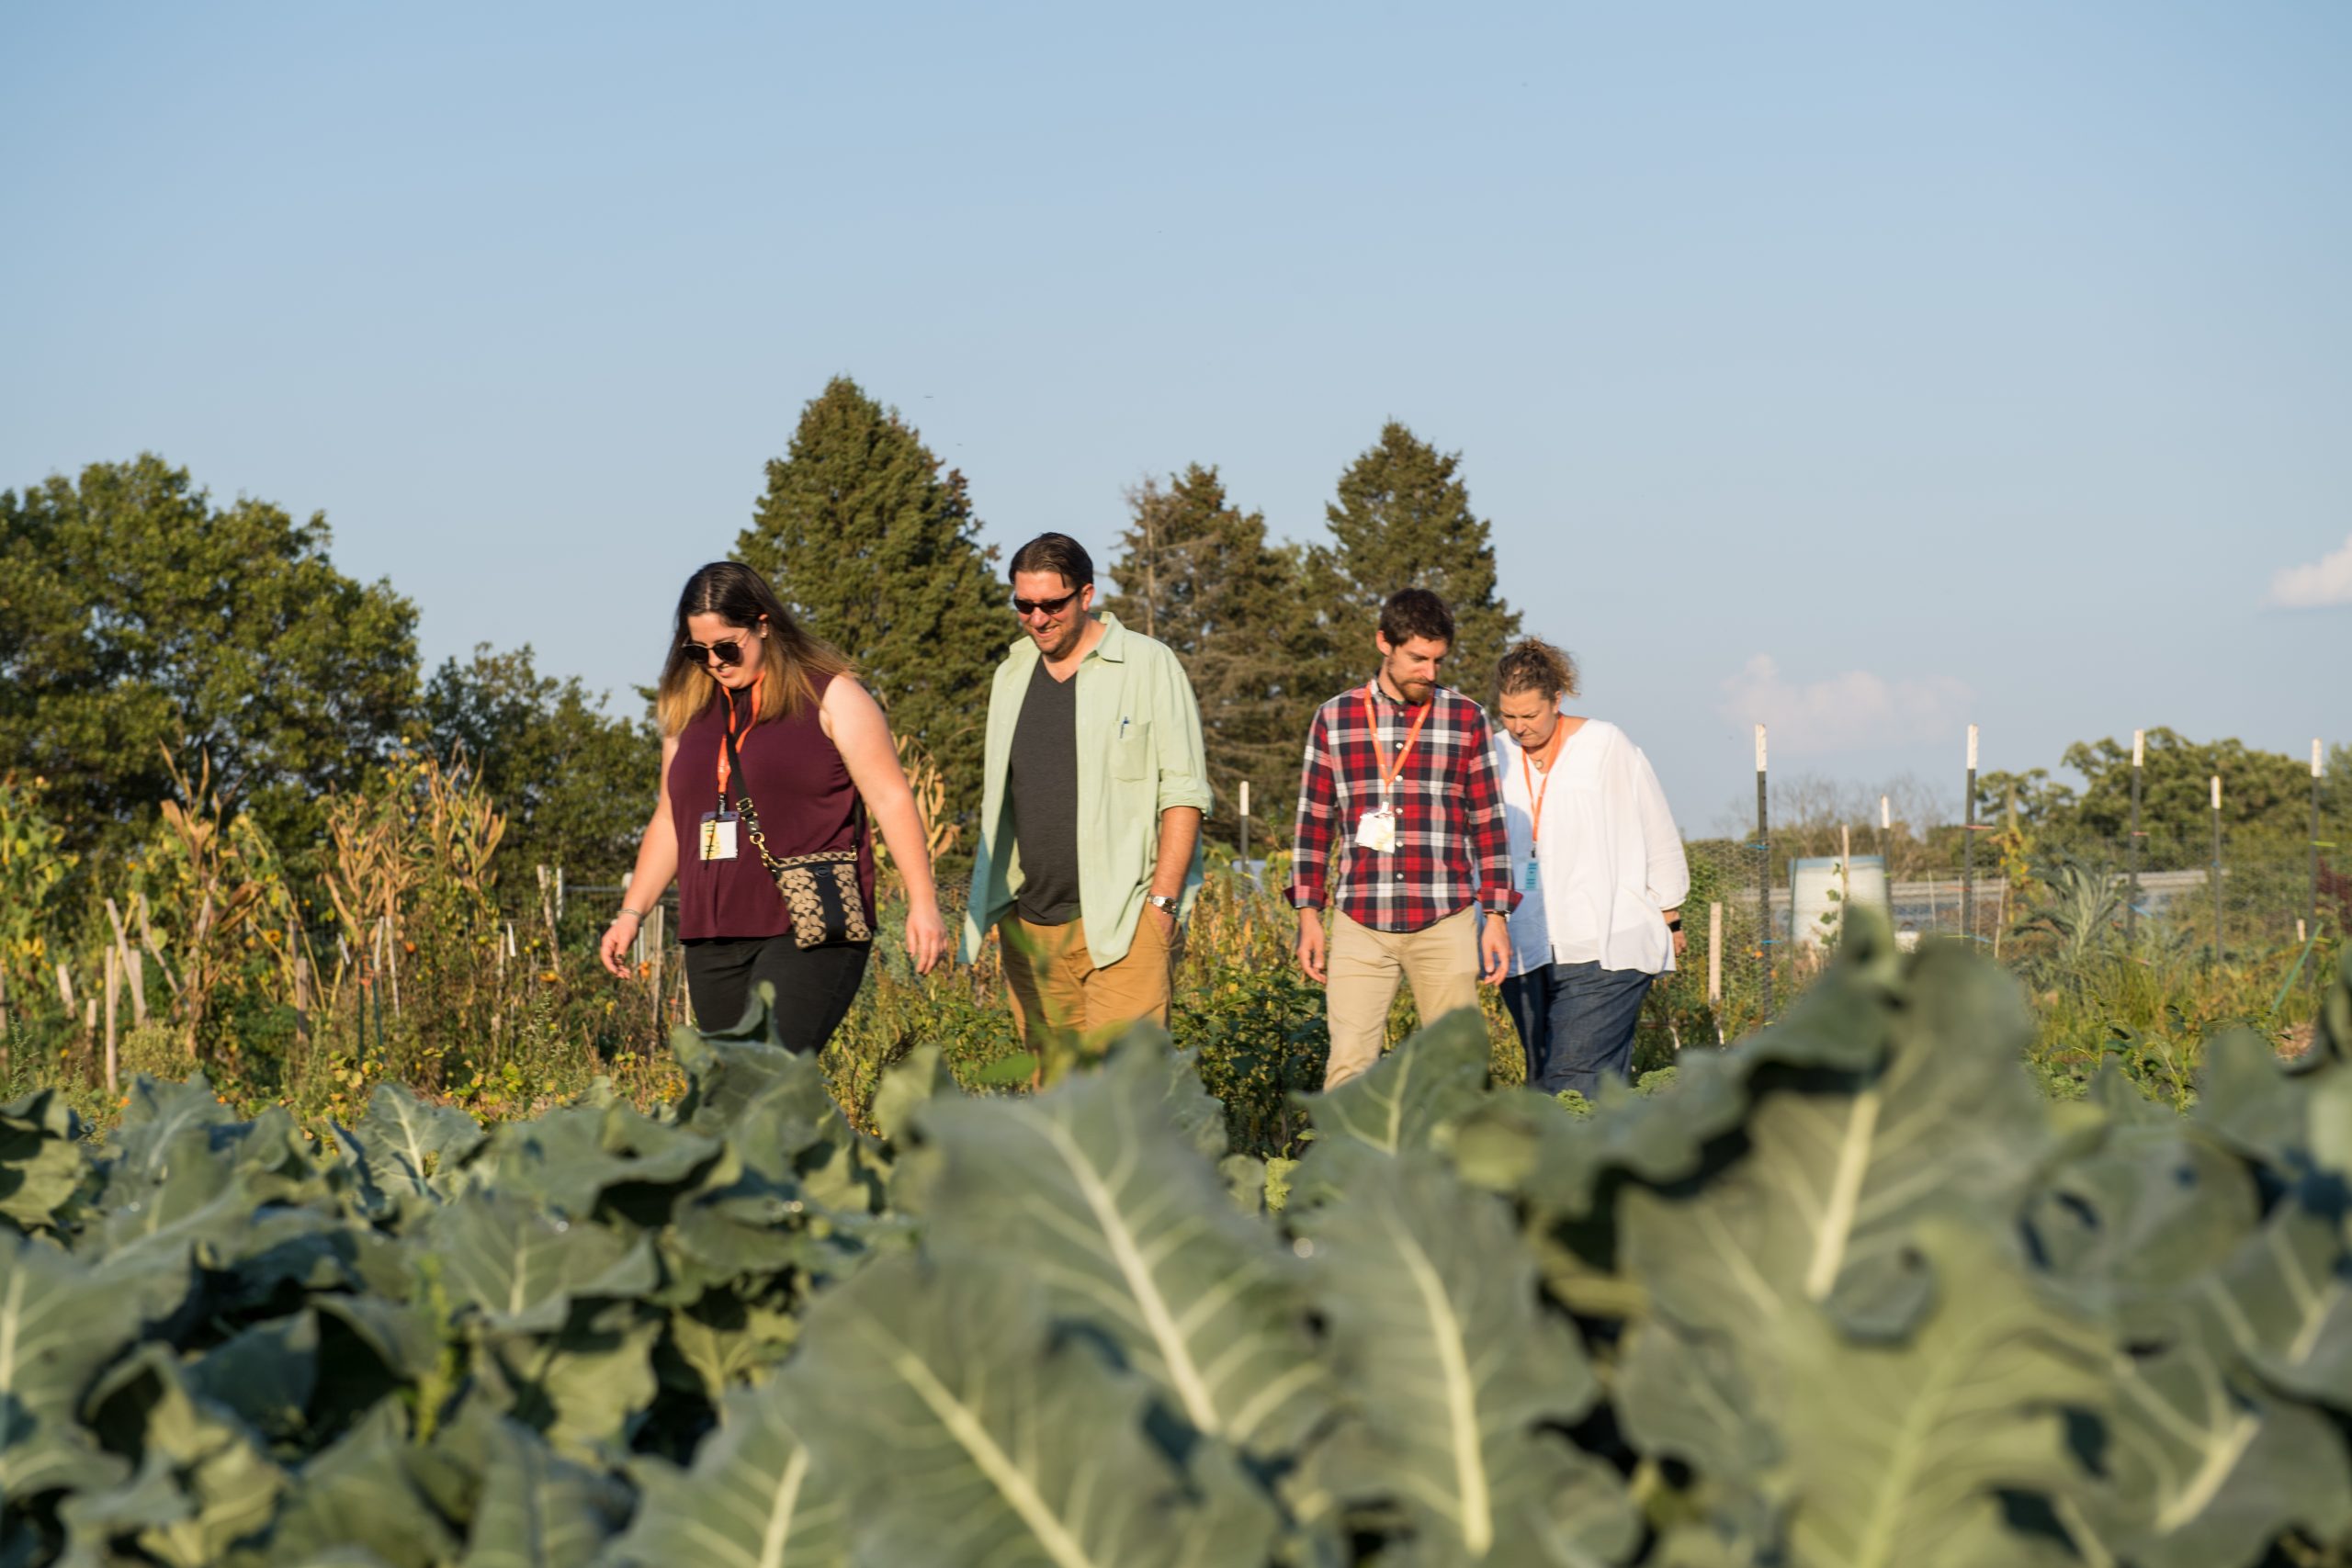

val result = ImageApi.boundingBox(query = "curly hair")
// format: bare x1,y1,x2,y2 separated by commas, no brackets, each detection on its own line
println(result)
1497,637,1579,701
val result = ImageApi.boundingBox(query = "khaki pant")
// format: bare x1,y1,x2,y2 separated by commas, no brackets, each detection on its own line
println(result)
1000,912,1176,1064
1322,906,1480,1089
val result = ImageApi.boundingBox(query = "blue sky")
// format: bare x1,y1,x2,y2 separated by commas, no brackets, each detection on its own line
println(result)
4,2,2346,829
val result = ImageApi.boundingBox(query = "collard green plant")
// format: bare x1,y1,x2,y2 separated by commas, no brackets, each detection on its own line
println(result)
5,940,2352,1565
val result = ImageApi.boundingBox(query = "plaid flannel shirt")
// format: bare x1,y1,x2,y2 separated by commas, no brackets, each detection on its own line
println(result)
1289,679,1519,932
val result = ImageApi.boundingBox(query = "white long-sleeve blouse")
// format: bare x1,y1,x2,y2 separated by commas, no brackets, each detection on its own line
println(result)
1494,716,1690,977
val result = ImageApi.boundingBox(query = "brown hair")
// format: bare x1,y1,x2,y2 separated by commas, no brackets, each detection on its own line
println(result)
654,561,851,736
1497,637,1578,701
1377,587,1454,647
1008,532,1094,591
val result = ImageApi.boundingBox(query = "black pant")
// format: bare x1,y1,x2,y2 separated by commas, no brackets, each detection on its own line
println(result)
683,936,871,1053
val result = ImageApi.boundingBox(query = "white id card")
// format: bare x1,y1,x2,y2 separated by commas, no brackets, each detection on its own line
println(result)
1354,808,1397,853
699,811,740,862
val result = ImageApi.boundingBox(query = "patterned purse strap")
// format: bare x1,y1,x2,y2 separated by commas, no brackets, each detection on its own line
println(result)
721,720,868,886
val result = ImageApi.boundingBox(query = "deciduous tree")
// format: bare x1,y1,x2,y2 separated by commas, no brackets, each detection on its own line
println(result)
418,645,658,886
0,455,416,860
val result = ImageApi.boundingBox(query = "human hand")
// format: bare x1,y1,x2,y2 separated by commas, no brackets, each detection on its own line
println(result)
905,907,950,976
1478,913,1510,985
1672,926,1688,963
1147,902,1179,943
1295,909,1327,983
598,917,639,977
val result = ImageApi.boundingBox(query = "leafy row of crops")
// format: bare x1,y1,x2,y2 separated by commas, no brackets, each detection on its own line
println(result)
4,911,2351,1566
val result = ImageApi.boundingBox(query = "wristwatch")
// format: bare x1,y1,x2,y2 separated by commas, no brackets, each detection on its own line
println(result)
1146,893,1182,919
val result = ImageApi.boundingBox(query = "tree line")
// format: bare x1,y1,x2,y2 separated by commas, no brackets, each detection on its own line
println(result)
0,375,1520,893
7,374,2341,917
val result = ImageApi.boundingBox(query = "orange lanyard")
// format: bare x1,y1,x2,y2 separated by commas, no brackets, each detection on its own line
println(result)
1362,682,1431,804
1519,721,1566,847
716,673,765,803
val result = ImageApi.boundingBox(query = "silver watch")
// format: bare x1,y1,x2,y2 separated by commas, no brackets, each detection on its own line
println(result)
1146,893,1182,918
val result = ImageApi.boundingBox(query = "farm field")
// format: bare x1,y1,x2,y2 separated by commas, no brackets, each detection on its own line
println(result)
5,749,2350,1567
6,909,2352,1565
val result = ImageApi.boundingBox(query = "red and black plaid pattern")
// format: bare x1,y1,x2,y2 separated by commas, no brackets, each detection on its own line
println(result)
1289,680,1518,932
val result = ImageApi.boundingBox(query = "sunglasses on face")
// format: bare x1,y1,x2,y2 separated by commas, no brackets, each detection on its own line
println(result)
1011,589,1080,619
682,636,754,667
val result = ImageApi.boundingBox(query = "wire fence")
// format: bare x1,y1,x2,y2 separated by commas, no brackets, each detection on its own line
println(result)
1667,829,2339,1043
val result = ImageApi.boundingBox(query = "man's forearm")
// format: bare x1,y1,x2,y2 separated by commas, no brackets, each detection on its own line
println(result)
1149,807,1202,899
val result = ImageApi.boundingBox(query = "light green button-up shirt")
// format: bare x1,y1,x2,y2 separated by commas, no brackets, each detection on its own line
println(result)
960,612,1214,968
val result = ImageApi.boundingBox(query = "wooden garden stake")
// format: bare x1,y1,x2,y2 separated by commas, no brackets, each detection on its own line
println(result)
2211,774,2224,962
649,904,666,1031
1962,724,1979,943
2128,729,2144,946
104,897,146,1027
292,931,312,1054
1755,725,1771,1022
104,944,119,1092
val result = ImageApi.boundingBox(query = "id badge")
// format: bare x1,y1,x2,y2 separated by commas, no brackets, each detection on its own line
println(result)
1354,808,1397,853
699,811,740,862
1521,855,1541,892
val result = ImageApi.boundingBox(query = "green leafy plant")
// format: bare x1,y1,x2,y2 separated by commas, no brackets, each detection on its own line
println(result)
5,924,2352,1565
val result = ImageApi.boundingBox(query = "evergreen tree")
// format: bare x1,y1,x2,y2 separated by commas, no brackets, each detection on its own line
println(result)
1311,422,1520,701
1102,466,1308,834
737,378,1004,829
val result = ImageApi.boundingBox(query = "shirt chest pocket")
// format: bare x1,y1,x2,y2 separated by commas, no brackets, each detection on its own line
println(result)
1111,717,1153,781
1408,726,1464,791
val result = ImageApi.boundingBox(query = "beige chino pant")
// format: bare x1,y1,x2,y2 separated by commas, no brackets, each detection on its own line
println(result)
1321,905,1480,1089
1000,913,1176,1067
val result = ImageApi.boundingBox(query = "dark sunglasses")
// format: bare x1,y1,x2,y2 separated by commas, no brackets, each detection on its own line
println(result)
682,637,752,667
1011,589,1080,618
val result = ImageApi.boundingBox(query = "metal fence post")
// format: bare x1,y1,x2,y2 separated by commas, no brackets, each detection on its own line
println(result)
2128,729,2143,947
1708,901,1724,1043
1756,725,1771,1024
1962,725,1978,944
2211,774,2224,963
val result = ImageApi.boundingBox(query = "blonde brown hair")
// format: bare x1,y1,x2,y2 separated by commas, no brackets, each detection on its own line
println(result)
655,561,851,736
1496,637,1578,702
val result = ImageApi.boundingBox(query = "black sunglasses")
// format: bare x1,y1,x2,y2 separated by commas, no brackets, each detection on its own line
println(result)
1011,589,1080,618
682,637,752,667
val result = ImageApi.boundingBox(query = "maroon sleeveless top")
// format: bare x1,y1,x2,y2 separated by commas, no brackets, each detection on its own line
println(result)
669,675,875,942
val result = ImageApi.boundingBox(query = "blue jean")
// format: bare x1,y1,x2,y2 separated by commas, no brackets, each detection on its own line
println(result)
1499,961,1655,1099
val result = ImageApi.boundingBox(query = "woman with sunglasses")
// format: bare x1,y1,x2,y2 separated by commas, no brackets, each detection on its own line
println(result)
599,561,948,1046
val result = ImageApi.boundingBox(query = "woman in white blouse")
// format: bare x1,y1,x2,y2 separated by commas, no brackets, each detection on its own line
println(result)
1491,639,1689,1098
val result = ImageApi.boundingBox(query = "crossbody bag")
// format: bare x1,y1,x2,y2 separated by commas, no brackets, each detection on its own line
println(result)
722,724,874,948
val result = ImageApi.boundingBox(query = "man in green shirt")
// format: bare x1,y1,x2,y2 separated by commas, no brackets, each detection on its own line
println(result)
961,534,1212,1062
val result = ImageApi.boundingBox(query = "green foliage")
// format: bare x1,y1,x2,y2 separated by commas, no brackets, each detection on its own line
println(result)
0,455,418,863
1101,465,1317,834
10,927,2351,1564
735,377,1004,829
0,774,76,1005
2059,728,2328,849
417,645,658,888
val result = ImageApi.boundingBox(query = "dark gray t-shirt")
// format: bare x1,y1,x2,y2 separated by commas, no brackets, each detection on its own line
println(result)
1008,660,1081,925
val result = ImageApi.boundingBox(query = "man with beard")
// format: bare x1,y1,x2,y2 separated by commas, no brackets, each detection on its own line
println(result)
963,533,1211,1072
1290,588,1516,1089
